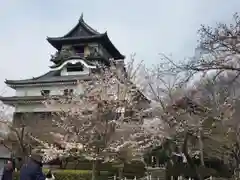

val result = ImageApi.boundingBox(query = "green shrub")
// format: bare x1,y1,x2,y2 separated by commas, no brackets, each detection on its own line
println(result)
14,170,111,180
58,160,146,178
13,161,146,179
13,162,146,179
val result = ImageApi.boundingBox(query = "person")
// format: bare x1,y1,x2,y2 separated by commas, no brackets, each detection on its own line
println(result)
45,170,55,180
1,160,13,180
19,151,45,180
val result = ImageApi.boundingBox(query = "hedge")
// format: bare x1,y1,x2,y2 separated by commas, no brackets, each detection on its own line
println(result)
14,170,111,180
44,160,146,178
65,160,146,177
42,169,109,174
13,161,146,179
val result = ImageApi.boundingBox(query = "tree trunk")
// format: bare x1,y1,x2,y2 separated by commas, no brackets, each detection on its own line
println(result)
165,160,172,180
96,160,101,176
182,132,203,180
198,130,205,166
92,160,97,180
16,152,29,169
74,160,80,170
63,160,69,169
118,164,124,180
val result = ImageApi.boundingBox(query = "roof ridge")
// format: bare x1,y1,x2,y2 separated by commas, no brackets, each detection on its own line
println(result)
62,15,100,38
31,71,56,80
79,13,84,21
5,71,58,84
80,17,100,35
47,33,104,40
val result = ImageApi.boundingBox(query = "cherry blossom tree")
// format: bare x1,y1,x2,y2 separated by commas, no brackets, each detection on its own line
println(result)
132,12,240,176
36,60,150,180
150,13,240,178
206,74,240,173
137,64,235,180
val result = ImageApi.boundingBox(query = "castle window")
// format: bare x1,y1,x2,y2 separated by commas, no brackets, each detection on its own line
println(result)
64,89,73,96
39,112,51,120
66,62,84,72
41,90,50,96
74,46,84,55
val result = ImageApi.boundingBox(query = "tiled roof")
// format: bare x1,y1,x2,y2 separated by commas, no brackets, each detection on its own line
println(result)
46,15,125,59
5,69,93,86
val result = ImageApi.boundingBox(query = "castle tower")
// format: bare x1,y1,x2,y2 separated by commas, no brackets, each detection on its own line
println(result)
0,15,125,130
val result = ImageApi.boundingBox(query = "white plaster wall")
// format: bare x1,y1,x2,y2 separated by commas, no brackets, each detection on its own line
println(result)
15,84,84,96
15,103,72,112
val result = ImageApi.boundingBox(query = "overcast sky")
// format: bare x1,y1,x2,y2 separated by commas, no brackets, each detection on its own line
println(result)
0,0,239,96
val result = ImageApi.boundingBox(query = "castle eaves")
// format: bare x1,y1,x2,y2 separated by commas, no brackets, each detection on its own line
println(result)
5,70,93,88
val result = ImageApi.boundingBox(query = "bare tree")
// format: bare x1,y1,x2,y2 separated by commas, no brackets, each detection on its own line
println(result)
3,116,52,170
136,13,240,179
0,107,42,169
157,13,240,85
